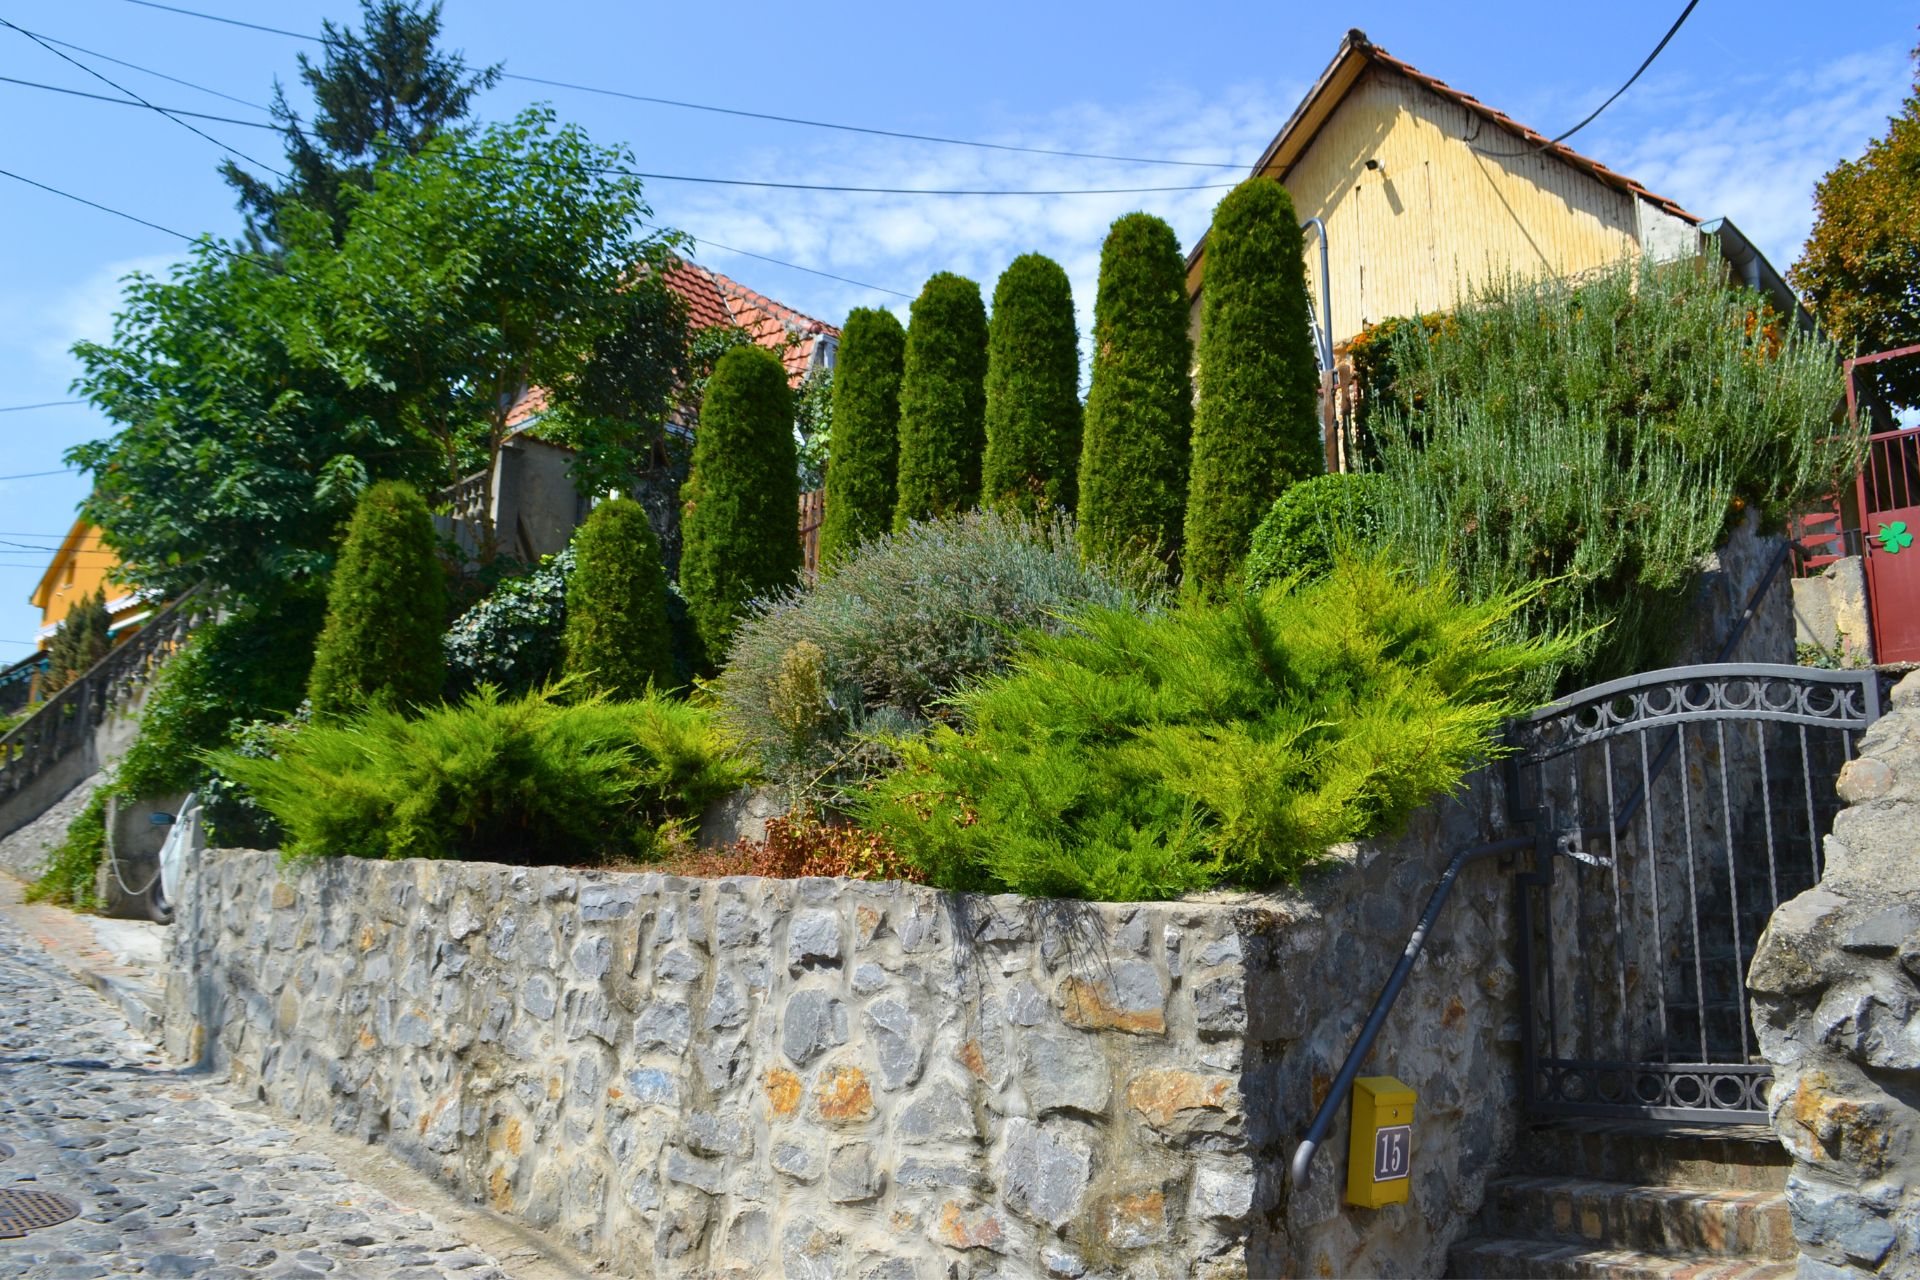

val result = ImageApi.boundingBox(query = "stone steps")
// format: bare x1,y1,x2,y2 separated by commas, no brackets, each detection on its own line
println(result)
1448,1236,1794,1279
1476,1174,1794,1259
1447,1121,1795,1280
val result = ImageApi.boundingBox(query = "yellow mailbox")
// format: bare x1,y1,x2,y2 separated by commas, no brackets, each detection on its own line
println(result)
1346,1076,1416,1208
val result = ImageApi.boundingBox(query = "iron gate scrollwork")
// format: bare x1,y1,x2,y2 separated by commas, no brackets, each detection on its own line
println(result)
1507,663,1879,1123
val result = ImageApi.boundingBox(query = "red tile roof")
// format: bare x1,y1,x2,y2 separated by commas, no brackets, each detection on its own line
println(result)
502,257,840,434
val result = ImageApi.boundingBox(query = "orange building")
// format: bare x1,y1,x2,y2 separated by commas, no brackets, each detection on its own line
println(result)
29,519,150,651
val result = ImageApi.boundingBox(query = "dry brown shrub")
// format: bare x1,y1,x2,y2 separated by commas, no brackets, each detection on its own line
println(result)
658,815,924,884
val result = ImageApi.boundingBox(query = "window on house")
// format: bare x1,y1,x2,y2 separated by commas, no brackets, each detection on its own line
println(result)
813,337,837,372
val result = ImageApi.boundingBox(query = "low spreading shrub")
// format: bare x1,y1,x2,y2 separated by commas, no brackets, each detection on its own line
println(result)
717,509,1153,801
1244,473,1384,590
857,556,1574,901
207,683,754,864
445,549,574,697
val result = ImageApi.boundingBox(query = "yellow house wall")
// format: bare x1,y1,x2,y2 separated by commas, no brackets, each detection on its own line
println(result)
32,524,129,647
1190,66,1651,347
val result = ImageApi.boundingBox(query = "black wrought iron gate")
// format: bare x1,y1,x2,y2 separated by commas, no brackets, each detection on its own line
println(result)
1508,664,1880,1123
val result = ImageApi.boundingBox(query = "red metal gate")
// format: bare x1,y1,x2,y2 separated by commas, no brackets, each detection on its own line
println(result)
1852,346,1920,662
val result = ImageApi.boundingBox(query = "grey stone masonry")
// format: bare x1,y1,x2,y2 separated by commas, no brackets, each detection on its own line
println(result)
1751,670,1920,1280
162,764,1525,1280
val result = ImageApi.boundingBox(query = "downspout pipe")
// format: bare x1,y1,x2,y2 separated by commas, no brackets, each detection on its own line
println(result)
1300,217,1337,469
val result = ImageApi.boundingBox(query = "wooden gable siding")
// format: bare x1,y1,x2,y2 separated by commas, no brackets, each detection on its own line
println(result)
1190,66,1650,347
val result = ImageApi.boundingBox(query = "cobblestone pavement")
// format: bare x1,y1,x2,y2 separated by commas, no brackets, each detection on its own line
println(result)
0,913,519,1280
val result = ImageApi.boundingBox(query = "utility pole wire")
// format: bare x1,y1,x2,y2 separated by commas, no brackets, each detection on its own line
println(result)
109,0,1243,169
1470,0,1702,158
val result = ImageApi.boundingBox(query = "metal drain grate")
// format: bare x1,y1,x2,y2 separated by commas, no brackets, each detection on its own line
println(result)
0,1188,82,1238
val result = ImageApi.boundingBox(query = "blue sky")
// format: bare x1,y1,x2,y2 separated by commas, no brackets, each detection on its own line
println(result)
0,0,1914,652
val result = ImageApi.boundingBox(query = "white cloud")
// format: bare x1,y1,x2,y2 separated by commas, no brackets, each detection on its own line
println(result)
658,79,1298,347
0,251,179,382
1585,45,1911,272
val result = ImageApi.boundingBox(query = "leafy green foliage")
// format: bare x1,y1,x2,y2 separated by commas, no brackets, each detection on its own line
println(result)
207,684,754,864
219,0,500,250
1187,179,1325,591
858,557,1572,901
445,549,574,697
1792,42,1920,409
983,254,1082,518
718,509,1150,801
115,602,323,802
70,106,686,597
43,591,112,695
1244,474,1384,590
795,369,834,492
1367,251,1855,691
563,498,674,699
25,788,108,910
30,602,320,903
894,273,989,528
680,345,801,663
1078,213,1193,571
308,482,447,716
819,308,907,567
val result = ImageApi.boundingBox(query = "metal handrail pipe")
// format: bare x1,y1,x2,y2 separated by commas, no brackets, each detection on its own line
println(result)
1288,833,1534,1189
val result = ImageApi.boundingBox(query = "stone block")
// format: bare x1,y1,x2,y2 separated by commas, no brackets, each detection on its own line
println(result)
896,1086,976,1145
683,1111,752,1158
864,997,925,1090
1018,1028,1111,1117
931,1200,1012,1254
828,1142,882,1204
1001,1118,1093,1229
813,1064,875,1124
703,971,749,1031
665,1147,724,1194
570,934,613,982
1098,1188,1169,1250
656,945,704,983
788,908,844,970
634,999,692,1055
781,990,848,1066
772,1138,823,1183
1058,962,1166,1035
1188,1157,1256,1225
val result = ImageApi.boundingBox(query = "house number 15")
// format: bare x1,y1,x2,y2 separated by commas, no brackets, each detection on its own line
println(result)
1373,1124,1412,1182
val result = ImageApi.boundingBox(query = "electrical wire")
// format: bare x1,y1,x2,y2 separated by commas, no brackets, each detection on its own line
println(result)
0,17,274,171
0,467,84,481
0,400,84,413
29,30,264,109
1470,0,1701,158
0,61,1234,195
110,0,1242,170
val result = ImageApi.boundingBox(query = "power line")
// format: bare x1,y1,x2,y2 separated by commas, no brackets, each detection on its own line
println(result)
0,467,84,481
1471,0,1701,158
0,164,229,253
0,400,85,413
0,59,1237,196
692,240,912,300
30,31,263,109
0,18,274,171
110,0,1242,170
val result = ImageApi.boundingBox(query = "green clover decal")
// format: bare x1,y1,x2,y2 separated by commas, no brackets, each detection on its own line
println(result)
1877,521,1914,555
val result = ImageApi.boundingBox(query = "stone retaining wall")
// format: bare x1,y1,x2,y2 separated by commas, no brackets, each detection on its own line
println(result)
162,770,1523,1279
1752,672,1920,1278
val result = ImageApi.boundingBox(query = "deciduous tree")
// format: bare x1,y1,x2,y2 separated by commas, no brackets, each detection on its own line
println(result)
1792,43,1920,409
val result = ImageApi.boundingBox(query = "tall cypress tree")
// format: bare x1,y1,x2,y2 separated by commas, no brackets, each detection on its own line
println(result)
983,254,1082,518
563,497,674,699
819,308,907,566
307,480,446,716
894,273,988,529
1078,213,1194,570
680,344,801,662
1185,178,1325,592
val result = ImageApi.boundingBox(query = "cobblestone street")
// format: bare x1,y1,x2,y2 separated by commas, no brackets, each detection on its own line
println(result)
0,913,522,1280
